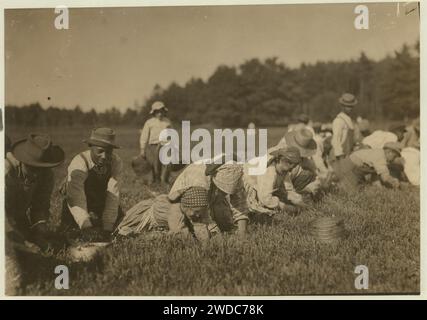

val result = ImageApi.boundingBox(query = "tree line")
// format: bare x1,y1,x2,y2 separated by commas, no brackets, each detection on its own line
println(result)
5,41,419,128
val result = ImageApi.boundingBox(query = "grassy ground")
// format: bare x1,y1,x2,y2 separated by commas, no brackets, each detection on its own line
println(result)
6,126,420,296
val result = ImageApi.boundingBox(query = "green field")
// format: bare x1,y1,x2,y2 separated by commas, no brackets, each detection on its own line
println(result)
6,126,420,296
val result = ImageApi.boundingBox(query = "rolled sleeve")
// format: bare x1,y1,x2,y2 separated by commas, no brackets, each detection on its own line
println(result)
66,156,91,229
228,189,249,222
102,156,122,231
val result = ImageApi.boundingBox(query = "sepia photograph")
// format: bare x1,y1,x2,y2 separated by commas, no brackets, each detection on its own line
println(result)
2,1,421,297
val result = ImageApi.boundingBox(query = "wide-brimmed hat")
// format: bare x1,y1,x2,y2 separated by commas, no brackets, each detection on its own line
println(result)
338,93,358,107
284,129,317,157
269,146,302,165
12,133,65,168
149,101,168,114
83,127,120,149
383,142,402,156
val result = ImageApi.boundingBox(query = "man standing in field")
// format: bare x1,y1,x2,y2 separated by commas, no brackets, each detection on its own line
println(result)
139,101,172,184
5,133,65,250
61,128,123,240
331,93,358,161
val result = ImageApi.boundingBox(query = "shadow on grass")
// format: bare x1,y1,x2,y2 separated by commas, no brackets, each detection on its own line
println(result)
16,249,105,296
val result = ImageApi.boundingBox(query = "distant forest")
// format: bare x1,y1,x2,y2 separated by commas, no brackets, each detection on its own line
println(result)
5,42,419,128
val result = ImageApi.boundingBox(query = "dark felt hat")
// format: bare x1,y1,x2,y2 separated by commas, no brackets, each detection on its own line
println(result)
83,127,120,149
12,133,65,168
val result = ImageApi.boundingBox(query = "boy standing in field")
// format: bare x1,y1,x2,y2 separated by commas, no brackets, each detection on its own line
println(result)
61,128,123,240
139,101,172,184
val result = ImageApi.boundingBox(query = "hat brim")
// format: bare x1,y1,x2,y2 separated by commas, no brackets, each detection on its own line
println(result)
284,132,317,157
150,107,168,114
339,98,358,107
12,139,65,168
84,138,120,149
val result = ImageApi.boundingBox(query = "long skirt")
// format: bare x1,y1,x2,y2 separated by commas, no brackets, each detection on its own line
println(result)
116,195,172,236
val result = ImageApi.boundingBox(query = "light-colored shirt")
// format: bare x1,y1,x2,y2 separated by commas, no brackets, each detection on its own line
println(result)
362,130,397,149
401,147,420,186
332,112,355,157
312,134,329,175
243,162,289,209
139,117,172,154
244,154,303,206
66,150,122,231
349,148,390,176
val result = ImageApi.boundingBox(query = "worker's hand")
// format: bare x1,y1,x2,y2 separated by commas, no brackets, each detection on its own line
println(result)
88,212,102,228
304,180,321,195
390,178,400,189
140,151,146,159
287,191,304,206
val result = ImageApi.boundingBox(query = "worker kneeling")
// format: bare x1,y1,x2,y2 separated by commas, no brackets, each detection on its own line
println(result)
60,128,123,241
116,187,210,241
334,141,402,190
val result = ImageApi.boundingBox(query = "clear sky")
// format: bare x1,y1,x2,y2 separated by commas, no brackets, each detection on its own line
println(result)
5,3,419,111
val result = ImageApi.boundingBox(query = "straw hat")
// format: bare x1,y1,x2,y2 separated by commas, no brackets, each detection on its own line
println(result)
338,93,358,107
308,217,346,243
12,133,65,168
283,129,317,157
